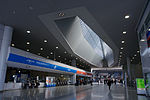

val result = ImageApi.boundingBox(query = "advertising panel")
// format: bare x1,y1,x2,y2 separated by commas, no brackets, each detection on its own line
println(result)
136,78,146,95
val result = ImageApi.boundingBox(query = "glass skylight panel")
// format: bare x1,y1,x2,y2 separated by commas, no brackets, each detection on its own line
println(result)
79,18,114,66
80,19,103,57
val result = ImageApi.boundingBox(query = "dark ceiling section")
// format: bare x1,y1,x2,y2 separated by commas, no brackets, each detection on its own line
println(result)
0,0,148,70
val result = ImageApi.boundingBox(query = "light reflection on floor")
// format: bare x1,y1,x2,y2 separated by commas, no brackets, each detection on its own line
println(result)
0,84,149,100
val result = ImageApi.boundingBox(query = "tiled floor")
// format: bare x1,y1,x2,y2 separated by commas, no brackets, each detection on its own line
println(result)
0,84,149,100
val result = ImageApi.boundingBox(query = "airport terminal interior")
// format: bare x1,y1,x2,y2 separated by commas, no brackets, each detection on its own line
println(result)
0,0,150,100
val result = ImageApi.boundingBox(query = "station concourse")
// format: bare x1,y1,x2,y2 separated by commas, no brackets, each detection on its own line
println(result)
0,0,150,100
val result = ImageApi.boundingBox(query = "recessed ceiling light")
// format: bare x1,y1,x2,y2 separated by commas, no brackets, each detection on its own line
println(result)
56,46,58,49
125,15,130,19
120,55,122,57
121,47,123,50
131,60,132,62
27,42,30,45
58,56,60,58
120,52,122,54
11,43,15,47
140,39,146,42
122,40,125,44
137,50,140,53
65,58,67,60
76,58,78,60
50,52,53,55
123,31,127,34
27,30,31,34
132,57,134,59
44,40,47,43
58,12,65,17
64,51,67,54
38,53,40,55
40,48,43,50
47,56,49,58
134,54,137,57
27,49,29,52
149,28,150,31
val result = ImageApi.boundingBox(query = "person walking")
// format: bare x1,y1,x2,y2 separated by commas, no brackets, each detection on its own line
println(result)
107,77,112,90
90,78,93,86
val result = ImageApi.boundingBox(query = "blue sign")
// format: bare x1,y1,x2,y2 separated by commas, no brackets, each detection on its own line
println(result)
8,53,77,73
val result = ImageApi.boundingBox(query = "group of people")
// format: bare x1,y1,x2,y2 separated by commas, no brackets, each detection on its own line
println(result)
106,77,123,90
22,80,40,89
75,79,90,86
89,76,123,90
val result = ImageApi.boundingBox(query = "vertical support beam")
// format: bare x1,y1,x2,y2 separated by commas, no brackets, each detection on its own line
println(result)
127,57,131,83
0,24,13,91
71,74,76,84
71,59,76,67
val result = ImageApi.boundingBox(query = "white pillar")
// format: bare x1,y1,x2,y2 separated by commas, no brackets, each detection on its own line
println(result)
0,24,13,91
71,74,76,84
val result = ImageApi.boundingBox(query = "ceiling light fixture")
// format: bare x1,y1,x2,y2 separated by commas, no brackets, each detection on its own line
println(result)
134,54,137,57
27,30,31,34
120,52,122,54
125,15,130,19
27,42,30,45
44,40,47,43
121,47,123,50
40,48,43,50
137,50,140,53
120,55,122,57
58,12,65,17
140,39,146,42
64,51,67,54
122,40,125,44
148,28,150,31
58,56,60,58
123,31,127,34
47,56,49,58
38,53,40,55
27,49,29,52
132,57,134,59
56,46,58,49
50,52,53,55
11,43,15,47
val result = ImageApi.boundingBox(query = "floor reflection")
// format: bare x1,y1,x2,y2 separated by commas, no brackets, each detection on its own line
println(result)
0,84,149,100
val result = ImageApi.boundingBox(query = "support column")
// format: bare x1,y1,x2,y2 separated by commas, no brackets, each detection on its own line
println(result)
71,74,76,84
0,24,13,91
71,59,76,67
127,57,131,84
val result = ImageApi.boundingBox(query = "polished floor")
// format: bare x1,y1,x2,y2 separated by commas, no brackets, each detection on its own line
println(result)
0,84,149,100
